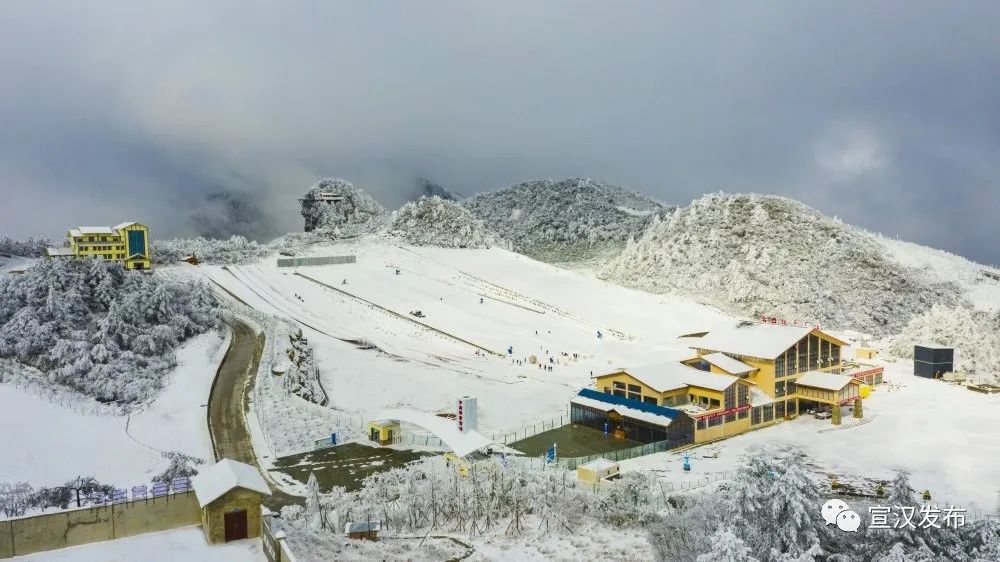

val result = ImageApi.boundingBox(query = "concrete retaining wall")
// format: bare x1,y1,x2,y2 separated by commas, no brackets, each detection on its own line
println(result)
0,491,200,559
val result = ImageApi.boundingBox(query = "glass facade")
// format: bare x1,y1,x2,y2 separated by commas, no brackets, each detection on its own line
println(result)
127,230,146,256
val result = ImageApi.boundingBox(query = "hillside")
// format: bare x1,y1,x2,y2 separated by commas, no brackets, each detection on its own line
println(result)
390,196,508,249
0,259,219,404
600,193,965,335
300,178,387,233
462,177,667,261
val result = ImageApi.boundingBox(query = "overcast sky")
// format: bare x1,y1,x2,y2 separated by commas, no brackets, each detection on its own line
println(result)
1,2,998,264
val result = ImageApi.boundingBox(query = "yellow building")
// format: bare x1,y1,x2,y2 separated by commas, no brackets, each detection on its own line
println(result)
46,222,151,271
577,458,620,485
368,420,400,445
572,322,872,448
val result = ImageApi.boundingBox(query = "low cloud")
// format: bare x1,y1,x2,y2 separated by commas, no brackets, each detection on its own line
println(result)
0,2,998,264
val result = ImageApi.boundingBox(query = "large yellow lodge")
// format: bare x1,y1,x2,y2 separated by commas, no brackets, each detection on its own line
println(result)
46,222,151,271
570,322,876,448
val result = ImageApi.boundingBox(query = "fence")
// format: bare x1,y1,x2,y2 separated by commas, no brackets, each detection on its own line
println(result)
261,507,298,562
276,255,356,268
392,434,446,448
0,490,200,559
491,412,570,444
506,438,676,471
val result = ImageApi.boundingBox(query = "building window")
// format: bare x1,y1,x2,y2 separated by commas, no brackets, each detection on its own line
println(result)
643,396,657,405
697,419,706,430
709,398,720,408
689,394,695,403
627,384,641,393
751,407,762,425
775,401,786,418
613,389,626,398
613,381,625,389
775,381,786,398
738,409,748,420
603,387,611,394
763,405,774,422
786,381,796,395
725,412,736,423
127,230,146,256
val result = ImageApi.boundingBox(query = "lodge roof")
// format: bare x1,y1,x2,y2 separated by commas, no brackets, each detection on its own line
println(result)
692,323,847,360
601,362,739,393
700,352,757,375
795,371,859,391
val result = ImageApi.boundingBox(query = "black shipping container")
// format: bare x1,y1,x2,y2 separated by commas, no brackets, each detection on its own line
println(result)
914,345,954,364
914,360,953,379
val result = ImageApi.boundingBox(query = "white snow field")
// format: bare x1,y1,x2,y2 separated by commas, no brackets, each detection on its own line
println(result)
198,238,735,437
196,236,1000,514
622,359,1000,513
0,330,227,487
13,525,265,562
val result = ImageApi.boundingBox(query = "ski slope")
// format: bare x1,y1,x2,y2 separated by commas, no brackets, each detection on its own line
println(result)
197,238,735,434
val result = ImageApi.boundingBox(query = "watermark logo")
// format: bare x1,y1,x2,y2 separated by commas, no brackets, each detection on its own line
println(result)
823,500,967,532
822,499,860,532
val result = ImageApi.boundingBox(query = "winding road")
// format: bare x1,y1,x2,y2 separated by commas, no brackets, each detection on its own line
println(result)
207,318,301,509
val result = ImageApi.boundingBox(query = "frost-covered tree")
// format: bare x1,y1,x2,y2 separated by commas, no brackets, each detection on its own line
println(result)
0,236,52,257
769,454,825,557
601,193,965,335
152,452,204,484
300,178,386,232
0,482,34,518
0,258,219,404
462,177,666,261
697,527,759,562
882,305,1000,378
390,196,509,249
306,472,323,531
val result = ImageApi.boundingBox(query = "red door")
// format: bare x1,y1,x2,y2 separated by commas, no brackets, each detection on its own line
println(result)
224,509,248,542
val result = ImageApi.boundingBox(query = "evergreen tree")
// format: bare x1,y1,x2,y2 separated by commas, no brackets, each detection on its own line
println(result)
697,527,759,562
306,472,322,531
769,453,825,558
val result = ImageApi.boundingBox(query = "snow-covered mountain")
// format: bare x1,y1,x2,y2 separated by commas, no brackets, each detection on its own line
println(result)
390,196,509,249
600,193,966,336
300,178,387,233
462,178,668,261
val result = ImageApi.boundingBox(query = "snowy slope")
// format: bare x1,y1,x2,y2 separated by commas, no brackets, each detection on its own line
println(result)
463,177,667,261
601,193,966,335
0,331,225,488
17,525,265,562
199,238,735,436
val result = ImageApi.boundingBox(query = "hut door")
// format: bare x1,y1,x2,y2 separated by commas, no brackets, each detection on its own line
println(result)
224,509,248,542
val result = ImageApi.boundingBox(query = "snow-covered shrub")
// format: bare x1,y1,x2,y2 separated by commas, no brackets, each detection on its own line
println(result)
282,329,327,406
390,196,509,249
601,193,965,335
592,471,657,527
881,304,1000,379
152,451,205,484
462,177,667,260
153,235,270,265
0,236,52,257
300,178,386,232
0,258,220,405
0,482,34,518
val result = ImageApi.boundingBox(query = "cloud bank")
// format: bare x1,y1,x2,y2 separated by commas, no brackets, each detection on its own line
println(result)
0,1,998,263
